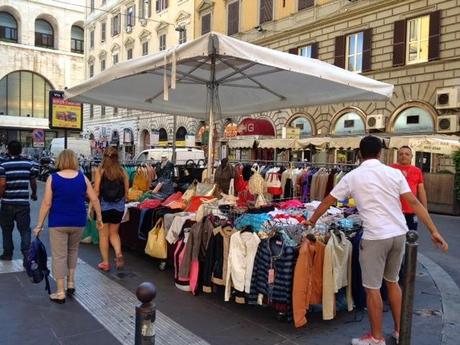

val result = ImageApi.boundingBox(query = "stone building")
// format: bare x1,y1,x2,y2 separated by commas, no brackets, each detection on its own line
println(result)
0,0,85,151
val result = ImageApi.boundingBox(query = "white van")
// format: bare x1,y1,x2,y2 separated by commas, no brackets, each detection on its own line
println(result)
50,138,91,158
135,148,205,166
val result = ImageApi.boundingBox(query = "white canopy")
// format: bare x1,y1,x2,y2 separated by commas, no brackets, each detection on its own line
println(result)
65,32,393,119
389,135,460,155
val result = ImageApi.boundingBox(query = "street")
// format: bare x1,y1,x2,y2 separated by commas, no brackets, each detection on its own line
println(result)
0,181,459,345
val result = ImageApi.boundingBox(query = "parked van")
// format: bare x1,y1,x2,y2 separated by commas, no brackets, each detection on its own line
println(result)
50,138,91,158
135,148,205,166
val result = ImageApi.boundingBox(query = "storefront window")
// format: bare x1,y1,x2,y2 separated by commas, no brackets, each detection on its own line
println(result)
392,106,434,134
288,116,313,138
0,71,52,118
333,111,365,136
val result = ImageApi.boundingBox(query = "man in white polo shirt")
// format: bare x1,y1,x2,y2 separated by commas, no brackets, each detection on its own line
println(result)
307,135,448,345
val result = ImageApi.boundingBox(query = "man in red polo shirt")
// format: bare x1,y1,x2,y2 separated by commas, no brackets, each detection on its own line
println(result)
390,146,427,230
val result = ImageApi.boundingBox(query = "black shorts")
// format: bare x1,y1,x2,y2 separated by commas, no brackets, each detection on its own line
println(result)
101,209,124,224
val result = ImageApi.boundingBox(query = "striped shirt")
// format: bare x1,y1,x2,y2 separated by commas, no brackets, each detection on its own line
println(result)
0,156,39,206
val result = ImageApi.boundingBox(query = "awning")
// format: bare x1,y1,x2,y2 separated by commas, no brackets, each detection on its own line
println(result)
227,139,255,149
329,137,363,149
389,135,460,155
257,139,298,149
297,137,331,148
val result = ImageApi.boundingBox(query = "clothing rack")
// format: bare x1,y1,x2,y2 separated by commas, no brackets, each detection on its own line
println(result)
229,159,358,168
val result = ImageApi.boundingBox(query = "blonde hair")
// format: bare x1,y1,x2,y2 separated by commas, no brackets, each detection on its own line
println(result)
56,149,79,171
101,146,125,181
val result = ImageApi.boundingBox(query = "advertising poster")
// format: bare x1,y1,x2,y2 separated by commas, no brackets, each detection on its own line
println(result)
49,90,83,130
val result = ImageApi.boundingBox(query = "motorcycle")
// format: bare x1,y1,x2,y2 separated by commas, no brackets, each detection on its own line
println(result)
39,156,55,181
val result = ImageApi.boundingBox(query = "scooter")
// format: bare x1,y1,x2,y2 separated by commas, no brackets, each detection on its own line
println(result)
39,156,55,181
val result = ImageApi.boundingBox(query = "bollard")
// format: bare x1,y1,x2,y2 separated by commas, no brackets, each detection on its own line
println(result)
399,230,419,345
135,282,157,345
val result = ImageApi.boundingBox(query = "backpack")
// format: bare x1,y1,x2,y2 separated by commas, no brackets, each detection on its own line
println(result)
100,174,125,202
25,237,51,294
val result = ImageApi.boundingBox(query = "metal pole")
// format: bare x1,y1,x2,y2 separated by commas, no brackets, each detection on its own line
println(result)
172,115,177,164
64,129,68,149
206,54,216,181
399,230,419,345
135,282,157,345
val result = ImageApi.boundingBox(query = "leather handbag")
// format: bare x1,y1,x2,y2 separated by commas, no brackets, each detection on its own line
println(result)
145,218,167,259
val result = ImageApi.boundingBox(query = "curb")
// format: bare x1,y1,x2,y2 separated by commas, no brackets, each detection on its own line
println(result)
418,253,460,345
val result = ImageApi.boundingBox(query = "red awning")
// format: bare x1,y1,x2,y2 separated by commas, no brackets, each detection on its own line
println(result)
237,118,275,136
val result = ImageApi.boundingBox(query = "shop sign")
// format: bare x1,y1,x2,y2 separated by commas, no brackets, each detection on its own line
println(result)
282,127,301,139
224,123,238,138
32,129,45,148
237,118,275,136
48,91,83,130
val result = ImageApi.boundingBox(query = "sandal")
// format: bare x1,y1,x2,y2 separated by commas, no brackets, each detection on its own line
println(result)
98,262,110,272
115,255,125,270
49,292,66,304
67,281,75,296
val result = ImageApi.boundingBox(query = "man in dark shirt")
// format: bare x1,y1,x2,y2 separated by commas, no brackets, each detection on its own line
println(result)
0,141,39,262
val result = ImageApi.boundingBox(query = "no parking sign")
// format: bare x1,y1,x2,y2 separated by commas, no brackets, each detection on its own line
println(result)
32,129,45,148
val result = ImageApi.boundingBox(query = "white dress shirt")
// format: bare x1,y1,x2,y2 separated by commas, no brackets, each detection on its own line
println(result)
330,159,411,240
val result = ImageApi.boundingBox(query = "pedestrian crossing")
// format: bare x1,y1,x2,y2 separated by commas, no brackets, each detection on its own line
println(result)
0,258,210,345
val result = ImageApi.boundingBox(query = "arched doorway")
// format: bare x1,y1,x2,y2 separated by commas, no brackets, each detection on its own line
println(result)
123,128,134,160
158,128,168,146
176,126,187,147
140,129,150,151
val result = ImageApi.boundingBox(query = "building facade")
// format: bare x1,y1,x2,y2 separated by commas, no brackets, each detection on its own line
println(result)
83,0,205,159
0,0,85,152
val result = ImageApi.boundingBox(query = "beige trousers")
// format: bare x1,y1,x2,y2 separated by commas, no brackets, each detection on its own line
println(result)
49,227,84,279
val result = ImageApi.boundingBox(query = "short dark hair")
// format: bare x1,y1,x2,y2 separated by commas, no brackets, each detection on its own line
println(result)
359,136,382,160
7,140,22,156
399,145,412,152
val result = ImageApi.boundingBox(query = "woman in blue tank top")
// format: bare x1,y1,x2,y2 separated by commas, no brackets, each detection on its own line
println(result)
33,150,103,304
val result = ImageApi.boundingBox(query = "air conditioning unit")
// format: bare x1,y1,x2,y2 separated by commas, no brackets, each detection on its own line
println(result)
126,26,133,33
437,115,459,133
140,19,147,26
436,87,460,109
366,114,387,130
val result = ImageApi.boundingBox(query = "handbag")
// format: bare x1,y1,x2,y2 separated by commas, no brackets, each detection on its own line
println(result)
266,172,282,196
182,182,197,203
196,182,216,196
248,165,265,196
145,218,168,259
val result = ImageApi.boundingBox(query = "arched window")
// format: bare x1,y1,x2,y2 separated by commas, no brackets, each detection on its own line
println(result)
141,129,150,150
0,12,18,42
223,122,237,138
332,111,366,136
158,128,168,142
35,19,54,48
176,126,187,141
0,71,53,118
71,25,84,54
287,115,314,138
391,106,434,134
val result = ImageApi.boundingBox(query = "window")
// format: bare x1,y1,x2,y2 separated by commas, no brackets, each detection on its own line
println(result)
90,0,95,13
101,59,106,71
159,34,166,51
142,41,148,55
201,13,211,35
345,32,363,72
112,13,121,36
113,106,118,115
101,22,106,42
156,0,168,13
89,64,94,77
299,45,312,58
113,54,119,65
288,43,318,58
102,0,106,5
0,71,53,118
333,112,365,136
407,15,429,64
227,1,239,36
101,106,106,117
0,12,18,43
298,0,314,11
393,11,440,67
179,28,187,44
127,48,133,60
139,0,152,18
35,19,54,49
126,6,135,28
89,29,95,49
71,26,84,53
259,0,273,24
392,106,434,134
288,116,313,138
89,104,94,119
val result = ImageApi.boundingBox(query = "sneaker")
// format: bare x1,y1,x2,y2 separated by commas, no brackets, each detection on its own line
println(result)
392,331,399,344
351,333,386,345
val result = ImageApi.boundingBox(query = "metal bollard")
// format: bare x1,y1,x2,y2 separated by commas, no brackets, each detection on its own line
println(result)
135,282,157,345
399,230,419,345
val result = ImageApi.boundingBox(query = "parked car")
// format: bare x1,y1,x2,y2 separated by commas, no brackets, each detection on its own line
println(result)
134,147,205,166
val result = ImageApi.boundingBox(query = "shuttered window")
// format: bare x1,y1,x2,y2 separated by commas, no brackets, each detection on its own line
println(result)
393,11,441,67
298,0,314,11
201,13,211,35
228,1,239,36
156,0,168,12
334,35,346,68
361,28,372,72
288,42,319,59
334,30,371,72
260,0,273,24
